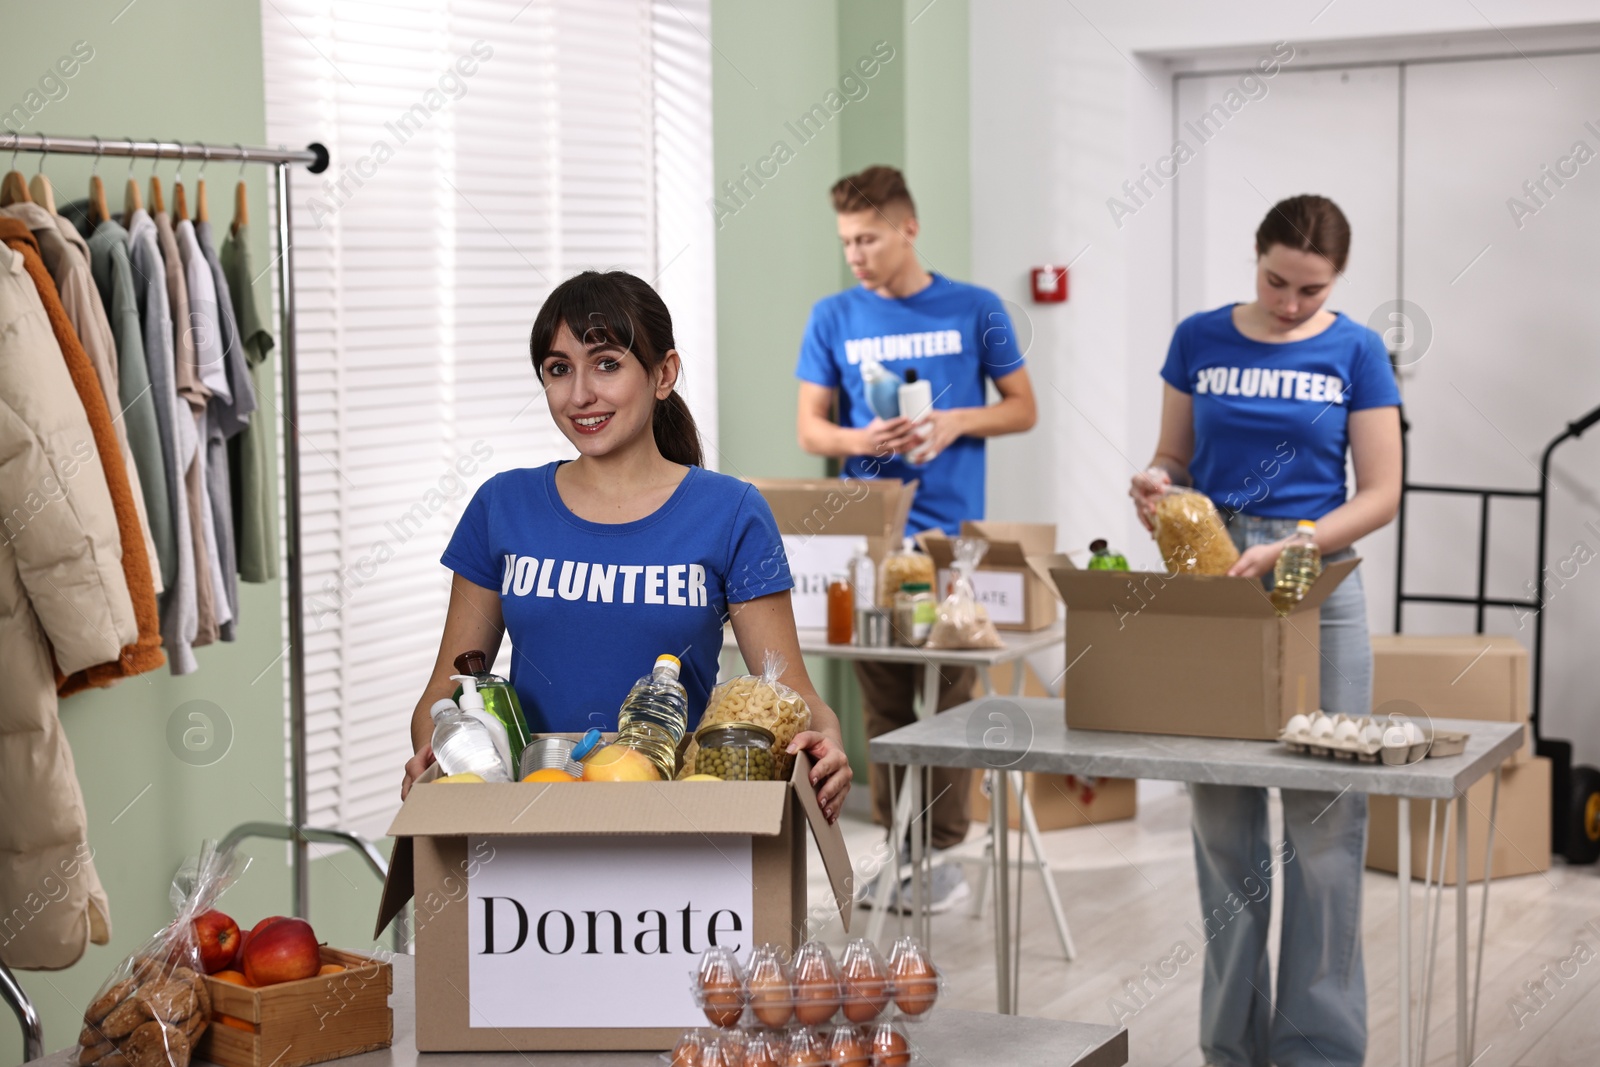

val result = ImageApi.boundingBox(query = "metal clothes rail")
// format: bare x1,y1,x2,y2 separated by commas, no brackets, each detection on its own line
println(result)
1,134,407,1064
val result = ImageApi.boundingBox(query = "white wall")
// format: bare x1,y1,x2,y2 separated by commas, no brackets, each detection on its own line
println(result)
970,1,1600,762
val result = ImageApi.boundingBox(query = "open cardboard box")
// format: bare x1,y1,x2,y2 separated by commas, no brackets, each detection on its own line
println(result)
1029,553,1360,740
749,477,916,628
918,521,1059,631
374,753,851,1052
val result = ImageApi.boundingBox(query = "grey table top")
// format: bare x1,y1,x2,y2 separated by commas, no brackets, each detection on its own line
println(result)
27,955,1127,1067
869,696,1526,799
795,621,1064,666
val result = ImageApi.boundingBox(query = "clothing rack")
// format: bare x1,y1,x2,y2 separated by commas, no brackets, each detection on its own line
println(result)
1,133,401,1065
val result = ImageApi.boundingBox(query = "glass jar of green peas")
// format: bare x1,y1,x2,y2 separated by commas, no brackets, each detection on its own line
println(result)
692,721,777,781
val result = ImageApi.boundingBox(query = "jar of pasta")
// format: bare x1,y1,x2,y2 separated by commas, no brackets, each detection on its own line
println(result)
879,538,935,608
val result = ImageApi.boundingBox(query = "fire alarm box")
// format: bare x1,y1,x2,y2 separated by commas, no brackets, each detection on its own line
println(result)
1031,266,1068,303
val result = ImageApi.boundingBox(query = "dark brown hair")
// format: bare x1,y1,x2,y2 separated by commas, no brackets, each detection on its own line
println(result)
831,165,916,217
1255,194,1351,273
529,271,703,468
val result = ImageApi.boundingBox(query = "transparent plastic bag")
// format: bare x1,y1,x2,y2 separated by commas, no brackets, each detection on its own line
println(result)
925,538,1003,650
1152,486,1239,575
77,843,247,1067
878,539,935,609
679,652,811,781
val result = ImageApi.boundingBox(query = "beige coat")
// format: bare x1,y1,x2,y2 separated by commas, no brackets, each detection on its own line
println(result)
0,239,114,969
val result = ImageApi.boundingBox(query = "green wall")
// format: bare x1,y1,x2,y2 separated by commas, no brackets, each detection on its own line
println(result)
2,3,384,1057
710,0,971,791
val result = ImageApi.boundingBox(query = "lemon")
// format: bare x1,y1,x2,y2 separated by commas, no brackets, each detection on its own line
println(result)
435,772,486,784
683,774,721,782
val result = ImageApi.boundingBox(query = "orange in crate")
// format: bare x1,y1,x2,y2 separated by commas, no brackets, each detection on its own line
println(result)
196,947,392,1067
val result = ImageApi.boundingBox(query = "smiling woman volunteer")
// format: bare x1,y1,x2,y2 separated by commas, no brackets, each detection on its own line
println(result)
401,271,852,819
1130,196,1402,1067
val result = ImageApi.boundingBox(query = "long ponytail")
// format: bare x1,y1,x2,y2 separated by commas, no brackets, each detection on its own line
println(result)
530,270,704,467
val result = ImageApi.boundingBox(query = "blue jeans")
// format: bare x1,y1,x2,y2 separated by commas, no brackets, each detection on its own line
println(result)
1190,515,1371,1067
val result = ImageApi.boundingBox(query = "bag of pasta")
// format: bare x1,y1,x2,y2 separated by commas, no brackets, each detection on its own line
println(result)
878,536,935,608
77,843,246,1067
1152,486,1239,575
680,652,811,781
927,538,1004,650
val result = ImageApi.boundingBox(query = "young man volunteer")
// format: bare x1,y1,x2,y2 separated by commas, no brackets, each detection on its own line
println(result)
794,165,1037,912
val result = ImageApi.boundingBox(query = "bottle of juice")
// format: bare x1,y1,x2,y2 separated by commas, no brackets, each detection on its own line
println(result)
611,654,690,780
1087,539,1130,571
827,573,854,644
1271,520,1323,615
452,650,530,773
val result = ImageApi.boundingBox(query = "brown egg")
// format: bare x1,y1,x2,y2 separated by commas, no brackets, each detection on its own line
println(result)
839,939,891,1023
826,1025,870,1067
700,974,744,1028
746,945,794,1028
869,1025,910,1067
742,1031,783,1067
701,1034,738,1067
671,1032,705,1067
888,938,938,1016
791,940,841,1026
782,1028,827,1067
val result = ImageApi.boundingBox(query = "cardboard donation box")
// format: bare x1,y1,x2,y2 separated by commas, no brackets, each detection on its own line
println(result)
971,772,1137,832
374,754,851,1052
1371,634,1532,764
1031,554,1361,740
1367,755,1550,884
750,478,916,628
919,522,1059,631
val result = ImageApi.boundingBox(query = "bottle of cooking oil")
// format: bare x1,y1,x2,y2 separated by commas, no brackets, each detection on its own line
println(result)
1271,520,1323,615
612,653,690,780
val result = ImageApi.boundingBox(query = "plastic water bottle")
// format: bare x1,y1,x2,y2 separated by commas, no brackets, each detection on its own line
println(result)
860,358,903,420
1271,520,1323,615
849,538,877,612
614,654,690,781
430,686,512,782
451,650,530,773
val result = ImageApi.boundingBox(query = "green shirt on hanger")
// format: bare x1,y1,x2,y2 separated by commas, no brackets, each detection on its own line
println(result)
220,223,278,583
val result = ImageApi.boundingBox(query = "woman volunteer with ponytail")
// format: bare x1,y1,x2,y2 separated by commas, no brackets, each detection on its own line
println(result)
1130,196,1402,1067
402,271,852,819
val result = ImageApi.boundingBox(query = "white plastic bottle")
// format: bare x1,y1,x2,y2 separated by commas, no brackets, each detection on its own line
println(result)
431,677,513,781
898,369,935,463
848,538,876,613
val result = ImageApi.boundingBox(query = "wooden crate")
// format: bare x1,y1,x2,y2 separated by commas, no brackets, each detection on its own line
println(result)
195,947,393,1067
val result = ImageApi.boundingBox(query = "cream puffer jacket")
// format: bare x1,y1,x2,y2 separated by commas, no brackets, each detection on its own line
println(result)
0,239,114,969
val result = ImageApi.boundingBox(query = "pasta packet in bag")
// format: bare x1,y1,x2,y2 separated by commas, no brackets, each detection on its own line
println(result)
926,538,1004,650
1152,486,1239,575
77,842,246,1067
679,652,811,781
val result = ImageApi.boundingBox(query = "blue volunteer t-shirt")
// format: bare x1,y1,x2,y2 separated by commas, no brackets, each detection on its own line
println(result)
795,274,1024,535
1160,305,1401,519
440,462,793,734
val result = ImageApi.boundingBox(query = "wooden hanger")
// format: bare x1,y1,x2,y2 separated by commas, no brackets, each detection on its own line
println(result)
231,145,249,235
88,137,109,226
123,140,142,221
27,135,56,213
1,138,30,206
148,143,165,216
172,177,188,222
194,145,209,223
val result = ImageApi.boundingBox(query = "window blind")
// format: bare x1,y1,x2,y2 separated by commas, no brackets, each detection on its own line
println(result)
262,0,715,843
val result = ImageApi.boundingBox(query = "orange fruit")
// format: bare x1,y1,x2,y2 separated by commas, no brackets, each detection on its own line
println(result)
216,1014,256,1032
211,970,252,987
317,964,346,975
522,768,581,783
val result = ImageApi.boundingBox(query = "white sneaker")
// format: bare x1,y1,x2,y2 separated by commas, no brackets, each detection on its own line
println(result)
888,863,971,915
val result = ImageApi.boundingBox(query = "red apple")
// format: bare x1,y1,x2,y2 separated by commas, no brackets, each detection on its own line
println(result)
192,910,241,974
242,918,321,986
235,916,288,969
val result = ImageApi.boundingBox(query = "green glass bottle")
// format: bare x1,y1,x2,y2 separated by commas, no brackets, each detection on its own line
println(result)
452,650,530,773
1087,538,1130,571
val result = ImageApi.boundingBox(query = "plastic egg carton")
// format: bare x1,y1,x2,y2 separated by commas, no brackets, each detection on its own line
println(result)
665,1022,919,1067
1279,711,1469,765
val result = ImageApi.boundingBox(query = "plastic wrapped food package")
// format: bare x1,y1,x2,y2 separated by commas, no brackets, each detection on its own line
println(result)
925,538,1003,650
678,652,810,781
878,540,935,608
1152,487,1239,575
77,844,245,1067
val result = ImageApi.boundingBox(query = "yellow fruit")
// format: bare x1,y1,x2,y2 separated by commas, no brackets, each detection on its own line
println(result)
581,745,663,782
522,768,581,783
683,774,721,782
435,772,486,784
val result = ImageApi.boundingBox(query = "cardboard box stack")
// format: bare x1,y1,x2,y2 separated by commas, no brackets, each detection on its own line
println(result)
749,478,916,629
919,522,1059,631
374,755,851,1051
1365,634,1545,881
1029,554,1360,740
965,661,1137,830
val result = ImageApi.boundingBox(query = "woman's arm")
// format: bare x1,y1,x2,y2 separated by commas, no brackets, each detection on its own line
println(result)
728,590,852,823
402,574,507,797
1227,405,1402,578
1130,384,1196,528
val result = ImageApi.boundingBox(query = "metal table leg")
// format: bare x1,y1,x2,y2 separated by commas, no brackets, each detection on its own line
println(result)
1012,771,1076,960
1,958,42,1064
1456,793,1468,1067
867,766,916,945
993,761,1012,1015
1398,797,1411,1067
1471,768,1502,1053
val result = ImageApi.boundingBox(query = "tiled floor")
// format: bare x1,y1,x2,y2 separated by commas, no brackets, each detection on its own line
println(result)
804,782,1600,1066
